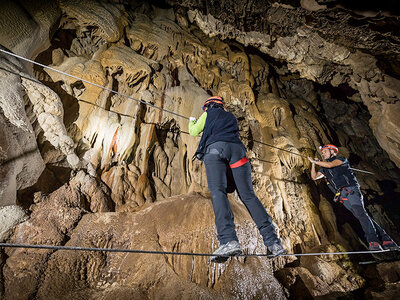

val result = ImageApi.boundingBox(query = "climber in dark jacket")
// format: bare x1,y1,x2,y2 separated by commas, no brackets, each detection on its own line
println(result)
308,144,398,251
189,96,286,262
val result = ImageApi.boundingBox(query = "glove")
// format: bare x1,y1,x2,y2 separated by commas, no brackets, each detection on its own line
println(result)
189,117,196,122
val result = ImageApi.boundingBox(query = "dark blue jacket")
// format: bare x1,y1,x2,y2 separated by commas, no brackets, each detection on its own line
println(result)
320,156,359,191
195,107,242,160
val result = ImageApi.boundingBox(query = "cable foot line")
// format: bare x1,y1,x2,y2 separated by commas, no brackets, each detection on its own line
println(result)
0,243,395,259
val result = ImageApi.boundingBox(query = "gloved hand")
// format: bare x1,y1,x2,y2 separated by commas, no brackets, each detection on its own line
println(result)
307,157,319,164
189,117,196,122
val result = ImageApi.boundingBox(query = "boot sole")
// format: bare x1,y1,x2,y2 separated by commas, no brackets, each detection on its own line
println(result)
211,249,242,263
382,246,400,251
269,249,287,257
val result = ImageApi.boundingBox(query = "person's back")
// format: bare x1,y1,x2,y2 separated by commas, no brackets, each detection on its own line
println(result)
204,108,242,147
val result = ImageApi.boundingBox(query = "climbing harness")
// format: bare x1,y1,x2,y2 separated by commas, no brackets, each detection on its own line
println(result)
333,190,341,203
0,48,374,175
0,242,396,258
230,157,249,168
336,187,354,203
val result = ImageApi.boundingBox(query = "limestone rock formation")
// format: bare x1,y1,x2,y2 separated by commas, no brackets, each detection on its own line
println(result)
172,0,400,168
0,51,45,206
0,0,400,299
0,205,27,242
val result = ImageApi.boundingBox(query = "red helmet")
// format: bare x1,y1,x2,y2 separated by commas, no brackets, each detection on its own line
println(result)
202,96,225,110
319,144,338,153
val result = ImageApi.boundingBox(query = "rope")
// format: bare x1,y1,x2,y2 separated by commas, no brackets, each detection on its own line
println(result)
0,243,394,258
347,167,374,175
0,48,374,175
0,48,188,120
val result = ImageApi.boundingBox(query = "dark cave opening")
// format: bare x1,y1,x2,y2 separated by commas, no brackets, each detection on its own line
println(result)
17,164,72,210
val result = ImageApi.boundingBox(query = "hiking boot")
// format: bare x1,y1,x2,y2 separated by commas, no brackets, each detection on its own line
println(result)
267,241,287,257
210,240,242,263
368,242,383,251
382,240,399,251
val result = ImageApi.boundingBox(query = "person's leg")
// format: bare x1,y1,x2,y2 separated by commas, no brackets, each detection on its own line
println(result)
231,163,280,246
369,219,398,250
204,151,238,245
350,205,379,243
227,143,281,249
341,186,380,248
370,219,391,241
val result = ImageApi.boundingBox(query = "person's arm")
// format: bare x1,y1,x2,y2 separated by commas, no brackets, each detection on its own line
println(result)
189,112,207,136
308,157,325,180
314,159,343,168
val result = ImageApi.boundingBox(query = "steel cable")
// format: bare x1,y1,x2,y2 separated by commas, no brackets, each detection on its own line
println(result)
0,243,395,258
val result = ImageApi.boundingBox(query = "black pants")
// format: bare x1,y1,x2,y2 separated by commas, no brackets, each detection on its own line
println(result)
203,141,279,246
340,186,391,243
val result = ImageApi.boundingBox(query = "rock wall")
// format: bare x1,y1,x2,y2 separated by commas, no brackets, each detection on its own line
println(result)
167,0,400,168
0,0,73,205
0,0,400,299
0,50,45,206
